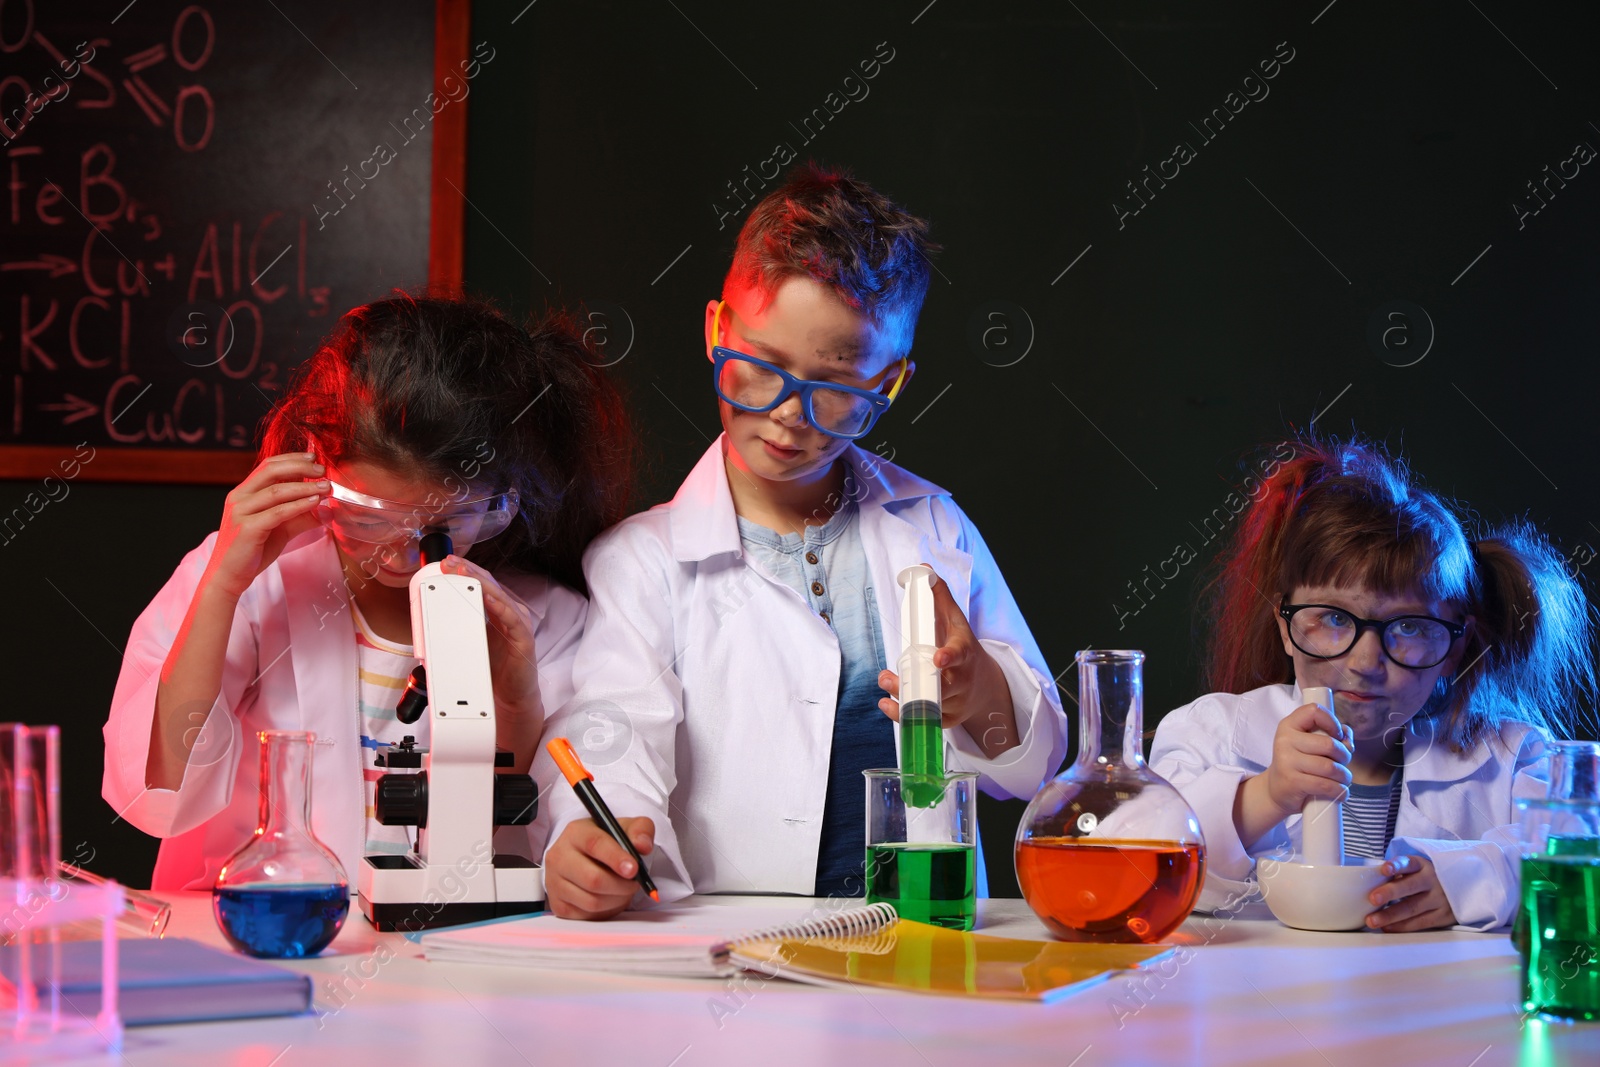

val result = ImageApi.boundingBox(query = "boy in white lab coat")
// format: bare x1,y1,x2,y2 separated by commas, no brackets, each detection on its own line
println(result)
537,164,1069,917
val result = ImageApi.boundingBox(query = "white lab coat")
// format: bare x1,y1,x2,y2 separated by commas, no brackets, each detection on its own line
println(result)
1150,683,1549,930
534,436,1070,901
102,528,586,891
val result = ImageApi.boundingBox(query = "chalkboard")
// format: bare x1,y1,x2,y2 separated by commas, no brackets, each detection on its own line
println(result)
0,0,470,483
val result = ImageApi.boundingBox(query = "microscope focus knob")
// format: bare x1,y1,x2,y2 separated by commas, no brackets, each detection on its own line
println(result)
375,772,428,827
395,666,428,725
493,774,538,826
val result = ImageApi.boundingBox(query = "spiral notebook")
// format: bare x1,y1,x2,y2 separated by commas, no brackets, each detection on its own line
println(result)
730,913,1175,1002
420,902,1174,1000
420,902,892,977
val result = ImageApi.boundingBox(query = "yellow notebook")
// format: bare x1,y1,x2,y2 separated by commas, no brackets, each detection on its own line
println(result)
728,908,1175,1003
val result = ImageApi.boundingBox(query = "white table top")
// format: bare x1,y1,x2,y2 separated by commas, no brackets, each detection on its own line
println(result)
35,892,1600,1066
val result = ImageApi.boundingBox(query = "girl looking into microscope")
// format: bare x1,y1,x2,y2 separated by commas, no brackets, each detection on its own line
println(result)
103,294,635,889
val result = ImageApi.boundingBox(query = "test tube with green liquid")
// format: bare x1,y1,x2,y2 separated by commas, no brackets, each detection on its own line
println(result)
897,565,945,807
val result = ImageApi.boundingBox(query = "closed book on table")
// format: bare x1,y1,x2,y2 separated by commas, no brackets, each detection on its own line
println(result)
0,937,313,1026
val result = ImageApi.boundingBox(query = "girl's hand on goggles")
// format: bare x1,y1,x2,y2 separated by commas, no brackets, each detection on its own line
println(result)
205,452,328,601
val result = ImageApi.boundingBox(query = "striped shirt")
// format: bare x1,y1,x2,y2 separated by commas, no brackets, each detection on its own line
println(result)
1343,769,1402,859
351,600,425,856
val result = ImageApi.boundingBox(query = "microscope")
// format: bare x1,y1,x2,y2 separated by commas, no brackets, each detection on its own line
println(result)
356,531,546,930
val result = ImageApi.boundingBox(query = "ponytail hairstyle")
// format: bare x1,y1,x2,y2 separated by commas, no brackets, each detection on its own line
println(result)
1201,436,1595,751
258,292,636,594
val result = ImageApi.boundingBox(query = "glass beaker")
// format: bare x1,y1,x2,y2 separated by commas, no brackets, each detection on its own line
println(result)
864,771,978,930
213,730,349,958
1516,739,1600,1020
3,723,123,1054
1015,649,1206,943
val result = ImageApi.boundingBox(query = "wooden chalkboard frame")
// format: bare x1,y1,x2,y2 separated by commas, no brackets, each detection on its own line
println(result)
0,0,470,486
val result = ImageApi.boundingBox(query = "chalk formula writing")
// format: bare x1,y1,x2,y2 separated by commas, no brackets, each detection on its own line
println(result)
0,0,427,458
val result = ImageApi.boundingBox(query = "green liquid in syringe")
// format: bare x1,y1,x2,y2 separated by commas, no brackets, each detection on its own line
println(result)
900,699,944,807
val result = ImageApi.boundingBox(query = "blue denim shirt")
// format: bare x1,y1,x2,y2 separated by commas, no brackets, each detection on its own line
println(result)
737,501,892,897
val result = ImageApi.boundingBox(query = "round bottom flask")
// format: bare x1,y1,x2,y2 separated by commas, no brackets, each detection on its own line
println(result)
213,730,350,958
1016,650,1205,943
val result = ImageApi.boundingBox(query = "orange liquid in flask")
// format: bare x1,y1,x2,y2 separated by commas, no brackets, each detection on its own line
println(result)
1016,838,1205,943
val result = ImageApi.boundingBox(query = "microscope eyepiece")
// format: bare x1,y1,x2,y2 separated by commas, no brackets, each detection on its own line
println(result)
419,530,453,565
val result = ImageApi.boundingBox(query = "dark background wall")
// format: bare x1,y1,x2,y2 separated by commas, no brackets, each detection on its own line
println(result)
5,0,1596,895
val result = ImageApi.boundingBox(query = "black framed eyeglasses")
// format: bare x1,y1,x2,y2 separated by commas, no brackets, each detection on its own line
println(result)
1278,601,1467,670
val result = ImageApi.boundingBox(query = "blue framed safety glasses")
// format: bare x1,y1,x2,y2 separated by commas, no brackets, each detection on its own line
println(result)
708,298,910,440
711,347,908,440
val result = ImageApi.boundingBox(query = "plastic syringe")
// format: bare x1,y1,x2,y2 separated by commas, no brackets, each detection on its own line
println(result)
897,565,945,807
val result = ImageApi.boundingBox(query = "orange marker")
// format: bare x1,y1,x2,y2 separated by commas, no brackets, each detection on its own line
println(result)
547,737,659,903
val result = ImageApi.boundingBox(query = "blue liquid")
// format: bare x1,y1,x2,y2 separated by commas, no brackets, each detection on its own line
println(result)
213,883,350,958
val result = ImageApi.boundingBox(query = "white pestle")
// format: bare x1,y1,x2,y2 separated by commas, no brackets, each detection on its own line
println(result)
1258,687,1391,929
1299,686,1345,866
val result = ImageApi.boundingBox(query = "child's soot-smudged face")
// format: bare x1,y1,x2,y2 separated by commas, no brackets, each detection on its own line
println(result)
708,275,904,485
1276,583,1471,743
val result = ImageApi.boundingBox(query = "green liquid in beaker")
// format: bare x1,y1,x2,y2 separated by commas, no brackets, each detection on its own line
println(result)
899,700,944,807
1521,850,1600,1020
1514,835,1600,958
865,842,976,931
1546,835,1600,857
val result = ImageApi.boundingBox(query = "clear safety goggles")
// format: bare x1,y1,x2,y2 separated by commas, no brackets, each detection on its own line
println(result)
313,480,520,547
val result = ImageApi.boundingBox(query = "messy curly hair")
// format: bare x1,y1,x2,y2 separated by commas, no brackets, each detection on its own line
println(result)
724,162,937,354
258,292,635,593
1202,435,1595,751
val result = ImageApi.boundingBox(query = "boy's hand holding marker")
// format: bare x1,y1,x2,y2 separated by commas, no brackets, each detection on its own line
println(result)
874,566,1018,758
545,815,658,921
545,738,659,920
